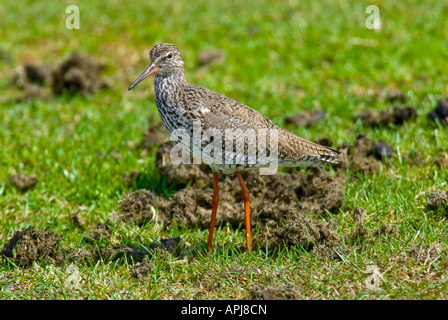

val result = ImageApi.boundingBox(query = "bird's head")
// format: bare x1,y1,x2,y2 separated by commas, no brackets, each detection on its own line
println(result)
128,43,184,91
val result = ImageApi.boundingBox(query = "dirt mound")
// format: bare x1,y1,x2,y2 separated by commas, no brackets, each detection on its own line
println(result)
338,134,393,175
117,189,158,226
1,228,64,267
69,237,183,267
86,221,113,243
379,87,406,104
431,155,447,169
249,284,302,300
131,259,153,279
12,52,110,100
428,99,448,126
355,106,417,127
70,245,135,263
426,190,448,213
356,85,406,104
285,109,325,128
52,52,111,95
8,173,38,191
256,207,339,251
12,62,52,100
314,137,334,148
13,62,52,86
354,134,393,160
71,210,85,228
154,166,345,230
132,237,184,279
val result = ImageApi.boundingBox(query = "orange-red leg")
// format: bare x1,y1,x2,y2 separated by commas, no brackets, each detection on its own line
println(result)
236,172,252,250
207,172,219,252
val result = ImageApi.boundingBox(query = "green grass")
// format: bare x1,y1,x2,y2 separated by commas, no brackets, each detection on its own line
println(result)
1,0,448,299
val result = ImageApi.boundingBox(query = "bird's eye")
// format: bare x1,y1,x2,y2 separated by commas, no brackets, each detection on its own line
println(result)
166,52,173,60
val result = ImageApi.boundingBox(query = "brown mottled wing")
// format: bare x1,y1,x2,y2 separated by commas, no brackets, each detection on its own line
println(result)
183,84,341,164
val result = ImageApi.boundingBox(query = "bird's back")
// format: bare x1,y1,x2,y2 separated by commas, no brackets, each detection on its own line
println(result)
175,83,341,170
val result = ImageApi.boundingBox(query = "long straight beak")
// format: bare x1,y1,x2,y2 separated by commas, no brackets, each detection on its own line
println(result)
128,64,159,91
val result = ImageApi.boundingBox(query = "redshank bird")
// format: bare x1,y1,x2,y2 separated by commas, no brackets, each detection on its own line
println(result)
128,43,340,252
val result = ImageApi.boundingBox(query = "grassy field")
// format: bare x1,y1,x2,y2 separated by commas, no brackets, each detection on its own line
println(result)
1,0,448,300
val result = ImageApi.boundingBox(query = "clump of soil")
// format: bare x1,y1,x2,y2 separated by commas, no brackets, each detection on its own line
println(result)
428,99,448,126
426,190,448,213
132,259,154,279
355,106,417,127
86,221,113,243
147,237,183,255
117,189,159,225
131,237,184,279
157,187,219,228
13,62,52,86
69,244,139,264
8,173,38,191
292,167,345,215
256,208,339,251
357,85,406,104
71,210,85,228
314,137,334,148
12,53,110,100
52,52,111,95
249,284,302,300
379,87,406,104
372,223,398,238
285,109,325,128
339,134,394,175
431,156,447,169
69,237,183,268
1,228,64,267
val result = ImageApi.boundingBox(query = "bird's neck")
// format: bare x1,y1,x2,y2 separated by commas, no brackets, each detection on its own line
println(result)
154,70,187,95
153,71,187,118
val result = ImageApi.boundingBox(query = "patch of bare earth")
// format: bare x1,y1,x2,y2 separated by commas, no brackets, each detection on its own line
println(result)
11,52,111,100
426,190,448,214
8,172,38,191
337,134,393,176
1,228,64,267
